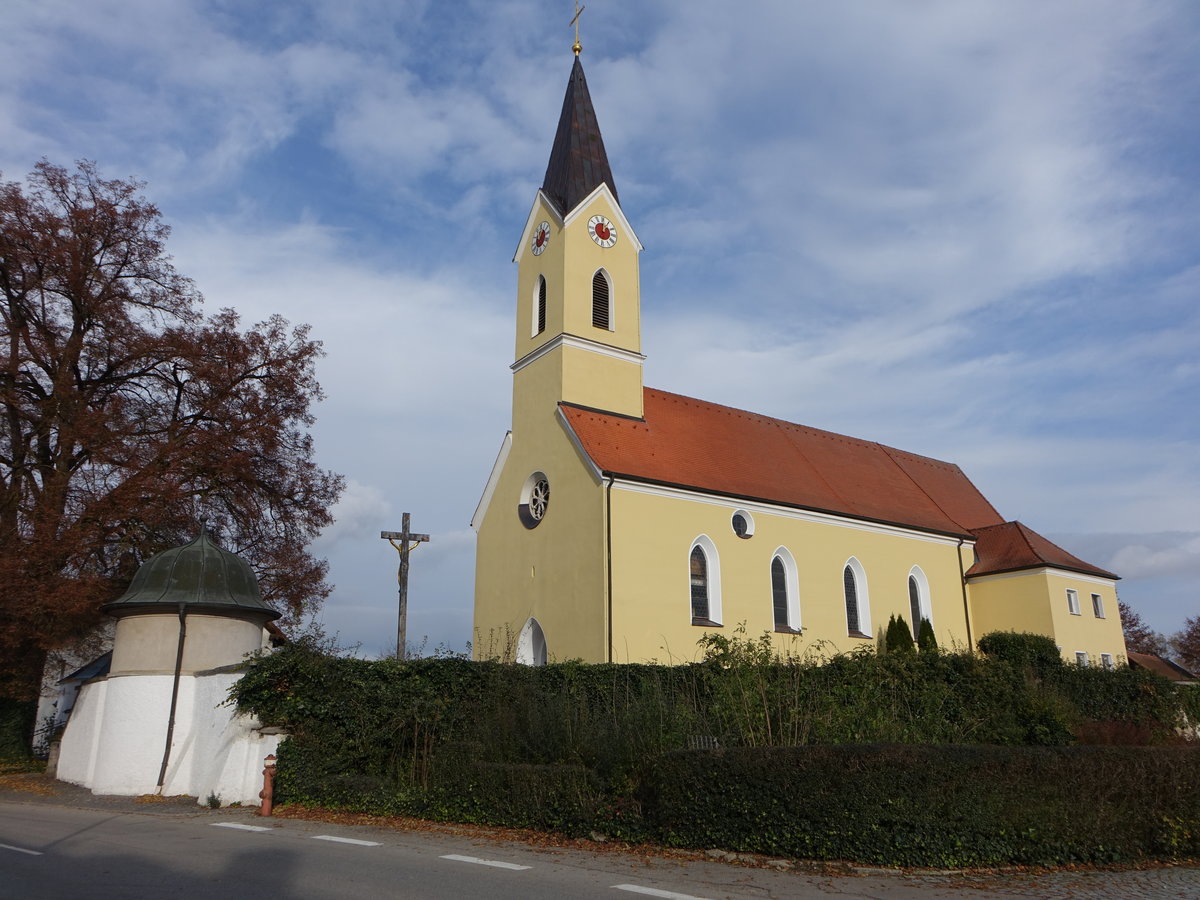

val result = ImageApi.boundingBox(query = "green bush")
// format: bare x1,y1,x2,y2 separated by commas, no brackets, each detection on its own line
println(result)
977,631,1063,675
644,744,1200,866
230,639,1199,863
0,698,35,759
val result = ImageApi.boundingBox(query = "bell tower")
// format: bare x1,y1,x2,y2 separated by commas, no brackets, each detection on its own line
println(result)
511,53,644,422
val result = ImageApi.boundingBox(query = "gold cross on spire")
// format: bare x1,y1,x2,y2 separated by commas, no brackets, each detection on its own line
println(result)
570,2,586,55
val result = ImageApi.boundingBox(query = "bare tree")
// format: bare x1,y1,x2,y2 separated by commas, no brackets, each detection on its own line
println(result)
1118,600,1169,657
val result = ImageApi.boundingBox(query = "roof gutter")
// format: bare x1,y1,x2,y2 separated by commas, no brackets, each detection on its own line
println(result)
605,473,615,664
957,538,973,652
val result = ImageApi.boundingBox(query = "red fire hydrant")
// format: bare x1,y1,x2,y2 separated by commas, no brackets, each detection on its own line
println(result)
259,754,277,817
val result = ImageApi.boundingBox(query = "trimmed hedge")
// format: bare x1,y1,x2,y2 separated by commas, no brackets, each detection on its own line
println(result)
230,639,1200,863
645,744,1200,866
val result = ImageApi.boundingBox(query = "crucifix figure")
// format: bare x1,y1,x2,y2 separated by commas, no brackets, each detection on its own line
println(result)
570,1,585,55
381,512,429,659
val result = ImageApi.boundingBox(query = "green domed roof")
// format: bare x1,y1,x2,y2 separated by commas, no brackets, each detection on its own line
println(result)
102,529,280,622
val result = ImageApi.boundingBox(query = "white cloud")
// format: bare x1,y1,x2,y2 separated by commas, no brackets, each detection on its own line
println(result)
315,480,391,550
1108,535,1200,580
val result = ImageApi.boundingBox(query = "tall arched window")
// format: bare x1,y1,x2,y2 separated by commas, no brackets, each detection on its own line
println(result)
592,269,611,330
690,546,709,622
907,566,932,631
771,557,788,628
770,547,800,633
535,275,547,335
843,558,870,637
688,536,722,625
843,566,859,634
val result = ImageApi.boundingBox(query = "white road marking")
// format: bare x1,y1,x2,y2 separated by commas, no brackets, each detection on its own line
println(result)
0,842,42,856
212,822,272,832
440,853,532,871
312,835,381,847
613,885,711,900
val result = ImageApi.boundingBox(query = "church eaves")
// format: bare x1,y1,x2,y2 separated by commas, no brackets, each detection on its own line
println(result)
541,56,619,216
560,388,1007,538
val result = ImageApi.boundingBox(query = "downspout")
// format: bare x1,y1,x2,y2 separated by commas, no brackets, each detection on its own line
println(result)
957,538,973,651
606,473,615,664
156,602,187,791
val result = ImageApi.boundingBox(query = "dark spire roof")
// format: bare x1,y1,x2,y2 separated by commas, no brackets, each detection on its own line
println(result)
102,528,280,622
541,56,618,215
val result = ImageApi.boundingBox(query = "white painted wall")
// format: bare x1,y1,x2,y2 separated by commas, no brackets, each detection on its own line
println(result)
57,670,281,806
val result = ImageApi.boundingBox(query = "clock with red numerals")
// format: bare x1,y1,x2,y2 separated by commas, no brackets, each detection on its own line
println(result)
588,214,617,248
531,221,551,256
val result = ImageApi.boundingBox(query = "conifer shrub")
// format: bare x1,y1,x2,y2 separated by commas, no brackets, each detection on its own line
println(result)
884,615,916,654
917,617,938,652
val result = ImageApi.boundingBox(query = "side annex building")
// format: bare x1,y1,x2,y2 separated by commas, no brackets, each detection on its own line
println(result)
471,53,1126,668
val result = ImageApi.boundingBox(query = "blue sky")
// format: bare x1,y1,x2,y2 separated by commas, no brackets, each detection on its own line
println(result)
5,0,1198,655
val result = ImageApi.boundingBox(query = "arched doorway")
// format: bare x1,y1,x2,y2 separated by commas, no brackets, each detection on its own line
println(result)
516,617,547,666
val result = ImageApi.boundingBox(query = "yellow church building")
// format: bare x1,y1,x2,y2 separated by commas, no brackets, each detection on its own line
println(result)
472,52,1127,668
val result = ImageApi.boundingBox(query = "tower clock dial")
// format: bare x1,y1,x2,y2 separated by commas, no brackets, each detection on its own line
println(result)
588,215,617,248
531,221,551,256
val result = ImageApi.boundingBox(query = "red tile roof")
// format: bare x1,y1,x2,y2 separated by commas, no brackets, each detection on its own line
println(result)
1128,651,1196,682
967,520,1118,580
560,388,1006,537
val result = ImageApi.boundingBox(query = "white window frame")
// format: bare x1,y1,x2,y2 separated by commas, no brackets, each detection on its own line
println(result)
907,565,933,631
1091,593,1104,618
843,556,871,637
770,547,801,632
1075,651,1089,667
1100,653,1114,670
1066,589,1081,616
688,535,722,626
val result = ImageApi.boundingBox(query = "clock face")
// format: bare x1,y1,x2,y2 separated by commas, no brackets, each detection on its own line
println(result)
588,215,617,248
531,221,551,256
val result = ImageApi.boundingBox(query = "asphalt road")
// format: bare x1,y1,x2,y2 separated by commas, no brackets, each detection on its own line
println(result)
2,798,1199,899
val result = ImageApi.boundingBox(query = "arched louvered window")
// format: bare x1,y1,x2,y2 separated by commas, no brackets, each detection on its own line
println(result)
690,545,709,622
771,557,789,630
536,275,547,335
592,270,611,330
843,565,859,634
908,575,921,633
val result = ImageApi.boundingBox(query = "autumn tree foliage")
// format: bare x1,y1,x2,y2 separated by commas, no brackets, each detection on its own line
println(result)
0,160,343,699
1170,616,1200,675
1117,601,1169,657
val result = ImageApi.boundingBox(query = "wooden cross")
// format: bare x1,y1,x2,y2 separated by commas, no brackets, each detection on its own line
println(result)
570,1,586,55
381,512,429,659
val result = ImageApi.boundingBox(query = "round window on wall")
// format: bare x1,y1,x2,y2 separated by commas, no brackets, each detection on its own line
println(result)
731,509,754,539
519,472,551,529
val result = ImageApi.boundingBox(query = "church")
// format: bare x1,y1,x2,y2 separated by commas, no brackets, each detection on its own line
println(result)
471,48,1127,668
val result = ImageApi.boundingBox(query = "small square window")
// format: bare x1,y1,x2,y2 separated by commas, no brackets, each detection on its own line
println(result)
1100,653,1114,670
1066,589,1080,615
1075,651,1089,667
1091,593,1104,618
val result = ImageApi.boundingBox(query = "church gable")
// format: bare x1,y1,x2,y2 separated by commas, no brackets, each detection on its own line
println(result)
561,388,1005,538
